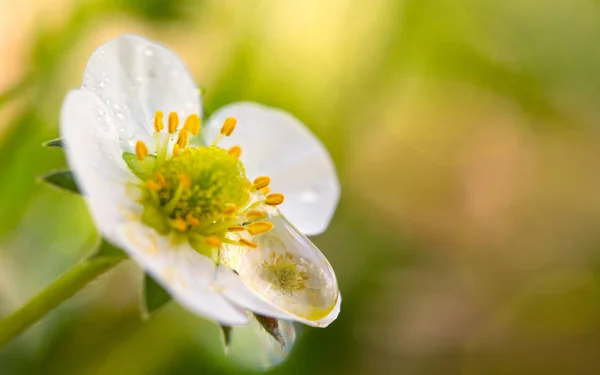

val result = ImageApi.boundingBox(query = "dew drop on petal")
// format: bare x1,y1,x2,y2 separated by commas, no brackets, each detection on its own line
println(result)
223,209,339,321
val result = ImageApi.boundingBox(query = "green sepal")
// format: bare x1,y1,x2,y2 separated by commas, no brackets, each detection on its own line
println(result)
40,170,80,194
42,138,65,148
254,314,286,347
141,273,172,318
122,152,157,181
221,325,232,350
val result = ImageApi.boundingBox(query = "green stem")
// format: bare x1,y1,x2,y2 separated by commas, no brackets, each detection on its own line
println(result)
0,241,127,349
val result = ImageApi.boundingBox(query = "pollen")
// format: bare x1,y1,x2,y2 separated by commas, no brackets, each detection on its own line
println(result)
146,179,161,191
172,218,187,232
246,210,265,219
253,176,271,190
172,143,180,157
221,117,237,136
168,112,179,133
227,225,245,232
247,221,274,235
184,114,201,135
136,141,149,161
265,193,284,206
176,128,189,149
186,214,200,226
179,173,191,189
205,236,222,247
154,111,165,132
228,145,242,158
239,238,258,248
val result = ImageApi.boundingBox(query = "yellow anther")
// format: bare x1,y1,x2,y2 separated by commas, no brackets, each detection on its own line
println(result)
172,143,180,157
176,128,189,149
186,214,200,226
228,145,242,158
253,176,271,190
239,238,258,248
228,225,245,232
205,236,222,247
184,114,201,135
223,204,238,215
247,221,274,235
262,186,271,195
154,110,164,132
265,193,284,206
168,112,179,133
246,210,266,219
135,140,149,161
155,172,167,188
172,218,187,232
179,173,191,189
146,179,161,191
221,117,237,136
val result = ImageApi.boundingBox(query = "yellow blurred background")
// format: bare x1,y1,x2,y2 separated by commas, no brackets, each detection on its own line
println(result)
3,0,600,374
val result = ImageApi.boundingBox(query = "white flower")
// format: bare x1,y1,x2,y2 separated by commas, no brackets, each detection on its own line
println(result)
60,34,341,327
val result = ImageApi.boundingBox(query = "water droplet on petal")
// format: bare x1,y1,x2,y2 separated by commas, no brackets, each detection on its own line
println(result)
144,47,154,56
223,210,339,321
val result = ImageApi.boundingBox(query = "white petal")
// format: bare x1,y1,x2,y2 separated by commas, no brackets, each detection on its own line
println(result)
218,209,341,327
205,102,340,235
60,89,132,231
61,90,247,326
82,34,201,152
116,222,248,326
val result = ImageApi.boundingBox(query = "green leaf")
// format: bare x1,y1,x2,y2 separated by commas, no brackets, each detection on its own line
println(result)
142,273,172,318
42,138,65,148
40,170,80,194
254,314,286,348
122,152,157,180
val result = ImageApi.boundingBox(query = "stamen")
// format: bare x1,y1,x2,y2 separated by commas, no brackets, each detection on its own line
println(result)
136,141,149,161
228,145,242,158
168,112,179,133
172,143,180,157
179,173,191,189
262,187,271,195
186,214,200,226
227,225,245,232
176,128,189,149
265,193,284,206
172,218,187,232
154,111,164,132
247,221,274,235
155,172,167,187
246,210,266,219
223,204,238,215
221,117,237,136
253,176,271,190
184,114,201,135
146,179,161,191
239,238,258,248
205,236,222,247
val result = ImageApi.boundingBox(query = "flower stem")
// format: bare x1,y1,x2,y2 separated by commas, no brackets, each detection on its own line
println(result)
0,241,127,349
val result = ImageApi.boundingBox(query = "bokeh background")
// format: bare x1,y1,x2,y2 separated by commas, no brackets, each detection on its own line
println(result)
2,0,600,374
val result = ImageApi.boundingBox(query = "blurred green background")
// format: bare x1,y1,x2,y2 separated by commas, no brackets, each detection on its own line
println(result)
3,0,600,374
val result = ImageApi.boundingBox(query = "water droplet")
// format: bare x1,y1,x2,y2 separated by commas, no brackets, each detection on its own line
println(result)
99,81,106,88
116,112,125,120
144,47,154,56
